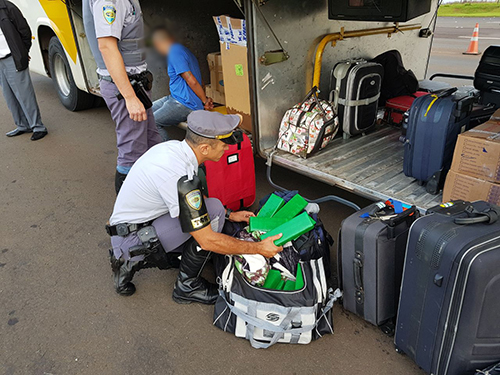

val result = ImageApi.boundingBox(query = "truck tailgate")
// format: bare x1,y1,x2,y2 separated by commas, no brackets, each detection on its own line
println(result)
268,127,443,211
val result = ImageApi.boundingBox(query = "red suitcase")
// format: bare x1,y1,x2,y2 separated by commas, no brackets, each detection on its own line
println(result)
204,133,256,211
383,91,428,126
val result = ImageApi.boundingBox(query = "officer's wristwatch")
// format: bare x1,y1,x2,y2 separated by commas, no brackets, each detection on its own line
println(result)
225,208,233,221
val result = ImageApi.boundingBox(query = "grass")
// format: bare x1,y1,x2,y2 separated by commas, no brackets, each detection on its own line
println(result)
438,2,500,17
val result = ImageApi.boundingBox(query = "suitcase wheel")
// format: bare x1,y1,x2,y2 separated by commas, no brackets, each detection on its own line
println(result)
394,345,404,355
379,321,395,337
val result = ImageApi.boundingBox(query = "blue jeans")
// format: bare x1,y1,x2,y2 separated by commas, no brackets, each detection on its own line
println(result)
152,95,193,141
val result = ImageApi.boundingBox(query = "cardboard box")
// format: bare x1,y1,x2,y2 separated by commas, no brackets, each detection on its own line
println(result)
450,120,500,183
207,52,224,94
213,16,252,133
443,170,500,205
205,84,225,105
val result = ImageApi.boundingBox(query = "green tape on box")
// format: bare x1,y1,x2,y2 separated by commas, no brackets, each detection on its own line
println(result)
257,194,285,218
273,194,308,219
260,212,316,246
249,217,289,232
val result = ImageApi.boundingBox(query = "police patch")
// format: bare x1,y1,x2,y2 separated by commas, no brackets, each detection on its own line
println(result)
103,5,116,25
186,189,202,211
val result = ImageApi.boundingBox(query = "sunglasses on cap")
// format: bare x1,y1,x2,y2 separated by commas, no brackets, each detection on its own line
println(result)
215,130,244,145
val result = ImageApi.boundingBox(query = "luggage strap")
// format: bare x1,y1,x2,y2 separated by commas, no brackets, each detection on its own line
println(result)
337,93,380,108
221,291,323,349
353,219,373,317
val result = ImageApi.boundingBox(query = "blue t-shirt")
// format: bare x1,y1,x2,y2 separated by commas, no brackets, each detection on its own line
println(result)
168,43,203,110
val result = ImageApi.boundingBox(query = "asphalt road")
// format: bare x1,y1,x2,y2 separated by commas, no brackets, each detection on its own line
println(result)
428,17,500,86
1,16,497,375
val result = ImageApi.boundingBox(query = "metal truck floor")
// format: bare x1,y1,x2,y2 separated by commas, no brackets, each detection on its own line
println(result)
270,126,443,211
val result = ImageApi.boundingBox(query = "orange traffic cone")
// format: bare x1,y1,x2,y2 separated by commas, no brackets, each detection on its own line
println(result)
463,23,481,55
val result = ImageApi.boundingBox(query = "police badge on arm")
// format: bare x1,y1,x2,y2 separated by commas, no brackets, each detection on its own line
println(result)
177,175,211,232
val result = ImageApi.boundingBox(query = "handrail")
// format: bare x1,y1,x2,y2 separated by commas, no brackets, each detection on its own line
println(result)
312,23,422,89
429,73,474,81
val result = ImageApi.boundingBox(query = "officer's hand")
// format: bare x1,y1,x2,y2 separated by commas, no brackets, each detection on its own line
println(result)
258,234,283,258
229,210,255,223
126,96,147,122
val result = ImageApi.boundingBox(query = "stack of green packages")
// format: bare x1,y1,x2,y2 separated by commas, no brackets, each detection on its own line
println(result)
247,193,316,291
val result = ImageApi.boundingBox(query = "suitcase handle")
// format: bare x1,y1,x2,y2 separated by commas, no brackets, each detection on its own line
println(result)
435,87,458,99
454,206,499,225
384,205,419,228
353,256,363,291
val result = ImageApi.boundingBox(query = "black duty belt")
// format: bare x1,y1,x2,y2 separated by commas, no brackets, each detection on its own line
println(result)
105,222,151,237
98,70,153,90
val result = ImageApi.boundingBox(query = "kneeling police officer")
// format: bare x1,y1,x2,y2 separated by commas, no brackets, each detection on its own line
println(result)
106,110,283,304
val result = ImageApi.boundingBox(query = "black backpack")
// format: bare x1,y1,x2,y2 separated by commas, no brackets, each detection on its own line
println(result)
370,50,418,105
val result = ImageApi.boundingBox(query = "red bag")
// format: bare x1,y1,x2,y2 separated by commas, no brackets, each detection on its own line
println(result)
384,91,428,125
204,133,256,210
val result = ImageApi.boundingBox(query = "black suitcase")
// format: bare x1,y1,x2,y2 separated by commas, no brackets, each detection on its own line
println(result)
475,45,500,108
395,201,500,375
403,88,473,194
329,59,383,137
338,202,419,333
475,45,500,95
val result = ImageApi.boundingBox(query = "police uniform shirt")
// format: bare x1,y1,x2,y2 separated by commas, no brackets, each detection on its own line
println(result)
109,140,199,226
88,0,147,76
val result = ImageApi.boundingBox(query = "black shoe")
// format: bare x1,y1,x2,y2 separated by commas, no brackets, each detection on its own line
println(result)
115,171,127,195
6,128,31,137
31,131,48,141
110,250,143,296
172,238,218,305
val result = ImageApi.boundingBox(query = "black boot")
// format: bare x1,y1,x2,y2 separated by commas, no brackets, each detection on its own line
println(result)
110,250,143,296
172,239,218,305
115,171,127,195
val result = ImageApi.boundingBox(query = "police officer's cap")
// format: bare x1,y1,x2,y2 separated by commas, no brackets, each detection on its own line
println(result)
187,110,243,145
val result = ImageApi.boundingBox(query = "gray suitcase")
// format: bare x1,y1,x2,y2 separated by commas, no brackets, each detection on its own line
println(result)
338,202,419,333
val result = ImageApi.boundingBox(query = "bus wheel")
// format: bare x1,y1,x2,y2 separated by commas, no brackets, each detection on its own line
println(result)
48,36,95,111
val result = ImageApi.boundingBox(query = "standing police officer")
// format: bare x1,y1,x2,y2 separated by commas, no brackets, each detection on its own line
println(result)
83,0,161,193
106,111,283,303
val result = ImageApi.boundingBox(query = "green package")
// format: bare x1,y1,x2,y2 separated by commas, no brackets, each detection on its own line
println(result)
294,263,304,290
283,280,296,291
249,217,289,232
261,212,316,246
263,269,282,289
258,194,285,218
273,194,308,219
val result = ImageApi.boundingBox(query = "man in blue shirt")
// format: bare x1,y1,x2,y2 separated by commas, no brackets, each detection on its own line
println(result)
152,27,213,141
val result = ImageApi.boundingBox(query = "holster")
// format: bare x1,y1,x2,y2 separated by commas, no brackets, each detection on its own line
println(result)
115,70,153,109
127,226,179,270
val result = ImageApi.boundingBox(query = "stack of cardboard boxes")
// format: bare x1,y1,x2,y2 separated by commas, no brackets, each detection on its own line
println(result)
205,52,225,106
443,109,500,205
204,16,252,133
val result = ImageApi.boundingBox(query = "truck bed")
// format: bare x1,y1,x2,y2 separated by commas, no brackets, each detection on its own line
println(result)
269,126,443,211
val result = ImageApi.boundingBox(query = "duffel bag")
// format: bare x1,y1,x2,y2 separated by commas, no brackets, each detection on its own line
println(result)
213,254,341,348
277,86,339,158
478,362,500,375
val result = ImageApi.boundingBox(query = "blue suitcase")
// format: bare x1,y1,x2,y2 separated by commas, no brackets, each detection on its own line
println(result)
395,201,500,375
403,88,473,194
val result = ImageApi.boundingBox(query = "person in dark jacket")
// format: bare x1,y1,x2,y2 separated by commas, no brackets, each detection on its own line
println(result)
0,0,47,140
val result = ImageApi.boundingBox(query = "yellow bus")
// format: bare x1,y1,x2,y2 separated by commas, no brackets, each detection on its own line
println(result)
11,0,99,111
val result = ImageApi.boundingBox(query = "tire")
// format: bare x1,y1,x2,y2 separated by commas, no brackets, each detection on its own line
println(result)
48,36,95,111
